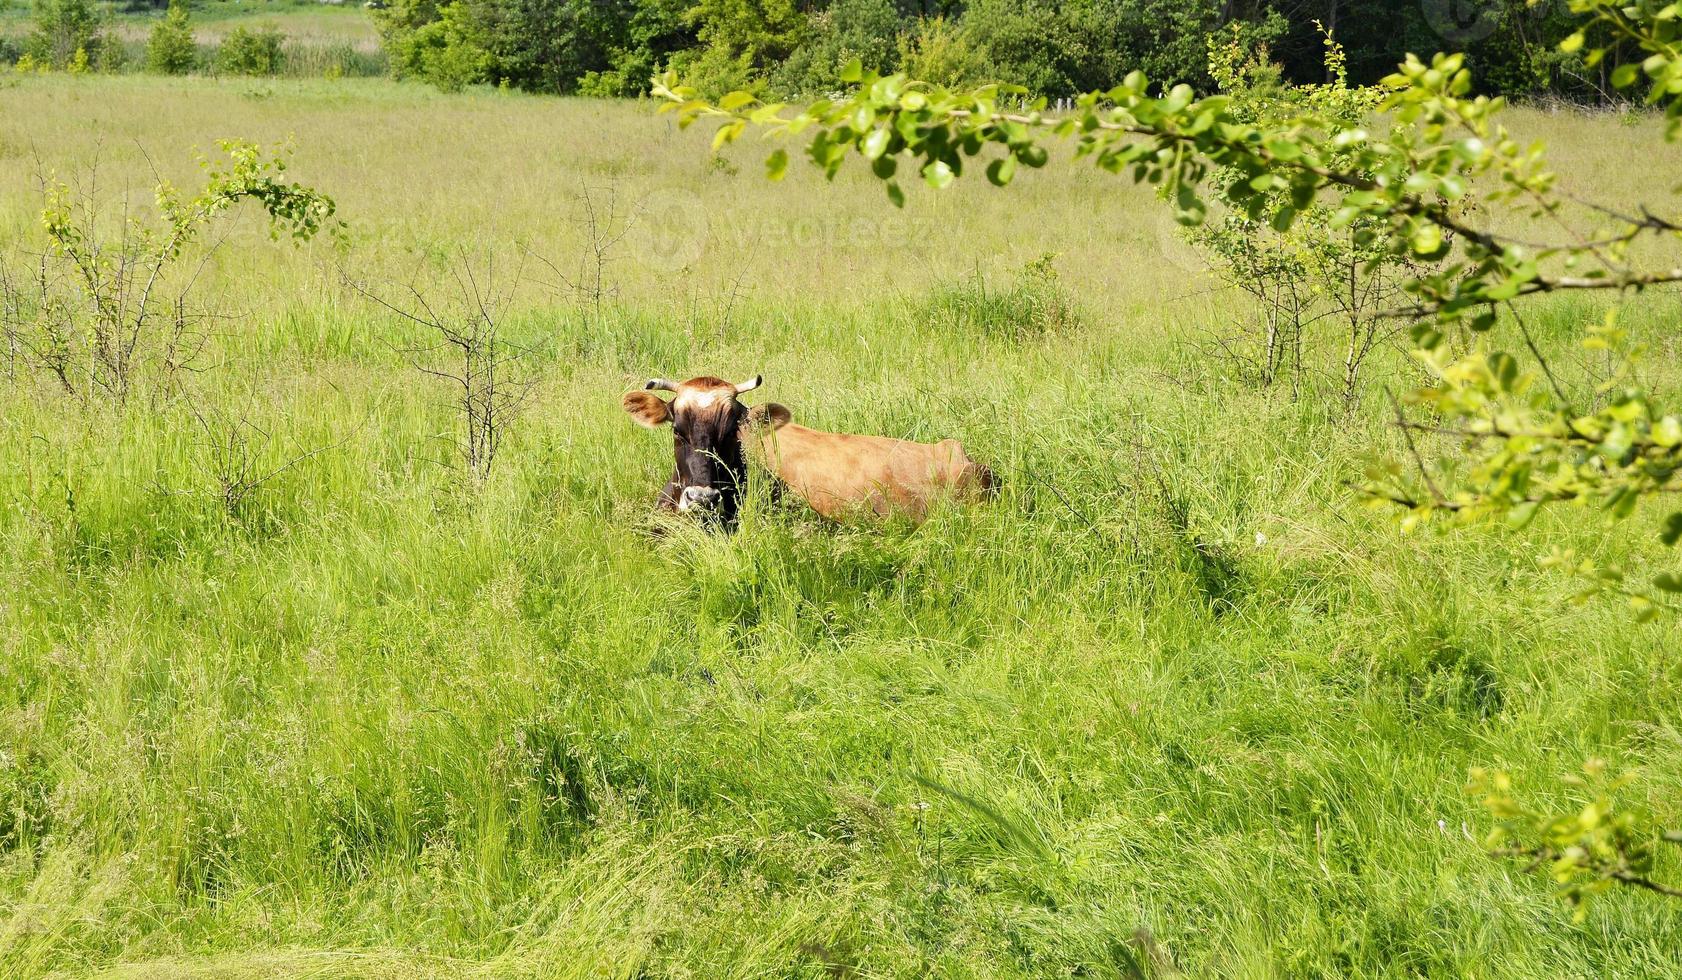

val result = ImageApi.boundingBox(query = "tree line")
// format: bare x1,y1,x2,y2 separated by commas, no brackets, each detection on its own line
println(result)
375,0,1598,99
4,0,1609,102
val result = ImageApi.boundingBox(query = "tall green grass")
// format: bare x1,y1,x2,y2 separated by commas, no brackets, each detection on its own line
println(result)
1,75,1680,977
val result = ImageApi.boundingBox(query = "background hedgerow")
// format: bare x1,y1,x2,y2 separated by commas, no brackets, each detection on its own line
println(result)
0,0,1622,100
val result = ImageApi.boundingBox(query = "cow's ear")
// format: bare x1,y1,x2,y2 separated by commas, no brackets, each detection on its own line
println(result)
747,403,791,430
623,391,671,428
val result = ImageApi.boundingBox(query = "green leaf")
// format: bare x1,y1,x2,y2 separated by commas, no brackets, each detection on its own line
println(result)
1490,352,1519,392
1601,422,1634,463
1289,177,1317,210
862,127,891,161
711,120,744,151
1508,500,1539,528
1654,416,1682,448
1410,222,1442,257
1661,512,1682,547
719,90,755,111
923,159,955,190
886,181,904,208
765,148,788,181
1172,182,1206,224
839,59,863,83
986,156,1017,187
1605,484,1638,519
1484,278,1522,301
1654,571,1682,592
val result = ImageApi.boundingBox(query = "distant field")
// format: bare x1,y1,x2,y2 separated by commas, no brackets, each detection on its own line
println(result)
109,0,379,44
0,0,383,75
0,0,376,31
2,74,1681,977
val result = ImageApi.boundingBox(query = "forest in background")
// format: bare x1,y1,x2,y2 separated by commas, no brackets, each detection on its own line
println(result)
1,0,1628,100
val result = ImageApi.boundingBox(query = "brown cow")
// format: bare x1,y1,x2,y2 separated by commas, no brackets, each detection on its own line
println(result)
622,375,993,525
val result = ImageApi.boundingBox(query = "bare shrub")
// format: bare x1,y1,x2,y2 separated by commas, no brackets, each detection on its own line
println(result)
528,185,637,331
349,251,539,485
1186,29,1433,411
0,142,339,405
183,397,343,521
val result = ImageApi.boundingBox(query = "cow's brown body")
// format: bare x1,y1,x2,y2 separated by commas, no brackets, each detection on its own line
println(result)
748,418,992,520
622,375,992,526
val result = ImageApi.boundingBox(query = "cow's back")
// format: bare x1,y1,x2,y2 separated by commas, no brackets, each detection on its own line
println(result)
754,424,990,519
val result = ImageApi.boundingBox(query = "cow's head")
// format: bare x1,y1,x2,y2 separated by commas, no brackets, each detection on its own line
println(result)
623,374,787,521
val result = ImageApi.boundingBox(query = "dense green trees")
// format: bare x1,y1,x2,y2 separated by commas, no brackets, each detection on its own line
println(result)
768,0,900,97
145,0,197,75
1269,0,1592,97
216,24,285,76
380,0,694,95
23,0,111,70
375,0,1605,99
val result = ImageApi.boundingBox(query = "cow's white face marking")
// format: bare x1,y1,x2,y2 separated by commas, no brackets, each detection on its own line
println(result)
629,375,765,524
676,389,722,410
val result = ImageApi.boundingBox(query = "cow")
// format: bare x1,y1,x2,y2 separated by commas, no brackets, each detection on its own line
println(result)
621,374,993,525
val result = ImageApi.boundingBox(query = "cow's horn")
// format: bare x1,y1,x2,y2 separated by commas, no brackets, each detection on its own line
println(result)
644,378,678,392
734,375,763,394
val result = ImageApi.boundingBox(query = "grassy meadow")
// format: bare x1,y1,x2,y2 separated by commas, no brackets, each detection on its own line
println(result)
1,0,385,78
4,73,1682,977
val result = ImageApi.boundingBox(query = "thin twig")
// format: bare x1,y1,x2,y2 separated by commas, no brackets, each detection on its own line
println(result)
1388,386,1446,506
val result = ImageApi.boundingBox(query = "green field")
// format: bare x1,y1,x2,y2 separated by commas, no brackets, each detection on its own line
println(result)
1,0,383,77
3,74,1682,977
0,0,379,38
